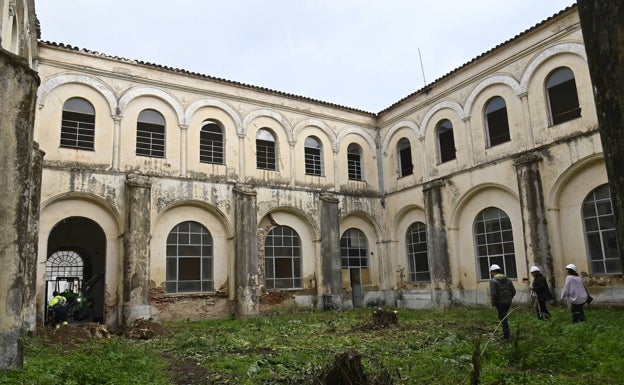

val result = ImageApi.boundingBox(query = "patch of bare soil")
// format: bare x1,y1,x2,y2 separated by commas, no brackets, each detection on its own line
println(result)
34,319,170,351
35,323,112,352
165,354,218,385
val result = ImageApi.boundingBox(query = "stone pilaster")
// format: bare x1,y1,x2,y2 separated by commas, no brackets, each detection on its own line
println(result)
234,184,259,317
319,193,342,311
22,143,44,332
0,50,39,369
123,174,152,323
423,179,452,306
514,153,555,295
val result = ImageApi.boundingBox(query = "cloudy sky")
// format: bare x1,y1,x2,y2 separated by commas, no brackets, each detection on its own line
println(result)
36,1,574,112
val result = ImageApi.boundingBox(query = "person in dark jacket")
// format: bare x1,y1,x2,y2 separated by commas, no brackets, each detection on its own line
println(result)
489,264,516,339
529,265,553,320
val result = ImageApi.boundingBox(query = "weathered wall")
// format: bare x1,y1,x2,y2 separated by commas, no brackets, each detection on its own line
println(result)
25,4,624,326
0,49,39,369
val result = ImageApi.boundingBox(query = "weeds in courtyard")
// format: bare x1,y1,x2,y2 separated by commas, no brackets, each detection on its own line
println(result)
1,305,623,384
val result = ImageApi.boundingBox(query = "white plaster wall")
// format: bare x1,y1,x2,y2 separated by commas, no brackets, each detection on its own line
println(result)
35,83,115,167
118,94,182,175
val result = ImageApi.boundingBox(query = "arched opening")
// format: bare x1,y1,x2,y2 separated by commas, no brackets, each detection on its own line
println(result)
46,217,106,324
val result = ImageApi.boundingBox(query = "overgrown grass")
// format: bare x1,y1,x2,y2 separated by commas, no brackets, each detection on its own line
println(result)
1,305,623,384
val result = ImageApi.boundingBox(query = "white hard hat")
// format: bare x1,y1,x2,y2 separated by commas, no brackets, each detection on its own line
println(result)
490,264,501,272
530,266,540,273
565,263,577,271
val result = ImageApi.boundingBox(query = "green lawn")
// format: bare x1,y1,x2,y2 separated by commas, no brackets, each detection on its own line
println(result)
1,305,622,384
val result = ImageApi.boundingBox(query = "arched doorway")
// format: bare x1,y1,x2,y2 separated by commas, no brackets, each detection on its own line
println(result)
46,217,106,323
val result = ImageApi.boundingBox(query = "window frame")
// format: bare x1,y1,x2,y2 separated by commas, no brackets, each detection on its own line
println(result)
347,143,363,181
397,138,414,177
264,225,302,290
436,119,456,164
165,221,214,294
60,97,95,151
474,207,517,280
582,184,622,275
199,120,225,165
406,222,430,282
256,128,277,171
484,96,510,148
304,136,323,176
340,228,369,286
546,67,581,126
136,109,166,158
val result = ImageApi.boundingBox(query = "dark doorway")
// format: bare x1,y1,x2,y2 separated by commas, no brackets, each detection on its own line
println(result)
46,217,106,323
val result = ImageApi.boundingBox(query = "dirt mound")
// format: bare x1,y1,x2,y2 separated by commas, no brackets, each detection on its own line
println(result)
121,318,169,340
35,323,111,352
34,319,168,350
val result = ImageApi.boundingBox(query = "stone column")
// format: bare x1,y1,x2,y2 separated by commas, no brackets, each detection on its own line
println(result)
111,115,122,171
319,193,343,311
423,179,453,306
179,124,188,177
519,93,535,148
514,154,555,294
234,184,259,317
122,174,152,323
0,50,40,369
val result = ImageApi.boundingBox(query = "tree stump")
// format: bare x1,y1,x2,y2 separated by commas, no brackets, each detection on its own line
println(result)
324,352,369,385
372,308,399,328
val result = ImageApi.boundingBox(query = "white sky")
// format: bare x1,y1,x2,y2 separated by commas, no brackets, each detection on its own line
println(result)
35,1,574,112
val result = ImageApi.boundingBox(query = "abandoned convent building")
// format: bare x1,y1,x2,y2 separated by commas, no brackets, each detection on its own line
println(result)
2,2,623,332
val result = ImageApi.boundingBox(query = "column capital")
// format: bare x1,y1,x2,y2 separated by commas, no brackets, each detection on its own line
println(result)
513,153,542,167
233,183,257,196
422,178,445,192
125,173,151,188
320,192,339,203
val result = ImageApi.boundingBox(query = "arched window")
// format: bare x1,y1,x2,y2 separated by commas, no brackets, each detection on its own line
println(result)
474,207,517,280
546,67,581,126
406,222,429,282
264,226,302,289
46,250,84,282
436,119,456,163
60,97,95,150
347,143,363,181
397,138,413,177
304,136,323,176
583,184,622,274
45,250,85,301
340,228,369,285
200,120,224,164
256,128,277,170
166,221,213,293
136,109,166,158
484,96,510,147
